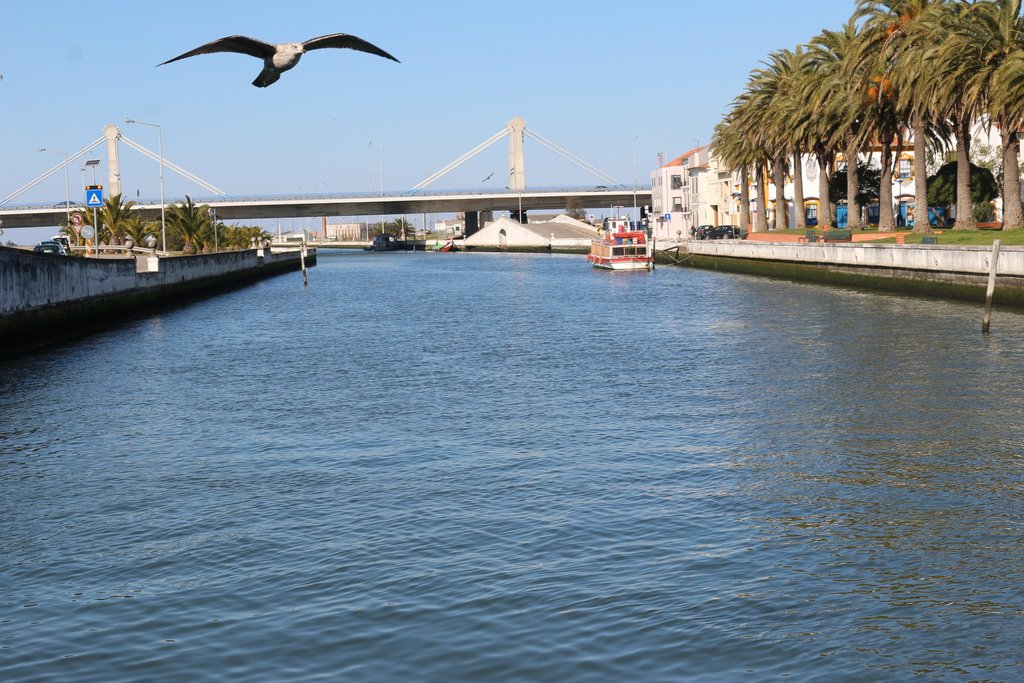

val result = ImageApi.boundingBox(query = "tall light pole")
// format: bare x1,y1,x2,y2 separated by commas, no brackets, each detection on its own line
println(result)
124,117,166,254
367,141,373,239
633,136,639,229
39,148,71,226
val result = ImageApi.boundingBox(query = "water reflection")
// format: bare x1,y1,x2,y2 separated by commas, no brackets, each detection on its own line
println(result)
1,253,1023,681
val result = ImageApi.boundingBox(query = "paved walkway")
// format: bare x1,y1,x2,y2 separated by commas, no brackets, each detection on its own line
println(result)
745,230,913,243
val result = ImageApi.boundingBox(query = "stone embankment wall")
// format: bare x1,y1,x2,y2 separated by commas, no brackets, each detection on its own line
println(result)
1,247,314,356
682,240,1024,305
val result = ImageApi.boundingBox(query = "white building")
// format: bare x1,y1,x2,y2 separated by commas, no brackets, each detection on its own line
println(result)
652,141,929,232
325,222,369,240
463,215,597,249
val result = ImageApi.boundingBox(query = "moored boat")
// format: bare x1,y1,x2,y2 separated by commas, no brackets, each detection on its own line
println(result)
586,217,653,271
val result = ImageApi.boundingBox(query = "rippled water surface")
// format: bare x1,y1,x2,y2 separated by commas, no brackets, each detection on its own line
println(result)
3,250,1024,682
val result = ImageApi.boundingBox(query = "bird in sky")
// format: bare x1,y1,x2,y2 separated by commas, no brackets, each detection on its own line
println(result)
482,172,494,183
158,33,399,87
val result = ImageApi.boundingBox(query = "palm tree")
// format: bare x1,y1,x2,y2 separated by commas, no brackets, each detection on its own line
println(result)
856,0,946,233
97,194,137,246
736,48,812,230
907,0,979,229
725,78,777,232
387,217,416,239
845,10,913,233
711,115,754,233
803,23,863,229
122,214,156,247
165,195,212,254
949,0,1024,229
81,194,136,246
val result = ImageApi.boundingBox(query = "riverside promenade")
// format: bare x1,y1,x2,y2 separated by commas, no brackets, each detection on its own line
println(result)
1,245,314,358
681,236,1024,306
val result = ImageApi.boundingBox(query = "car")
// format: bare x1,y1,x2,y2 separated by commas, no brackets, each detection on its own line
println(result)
50,236,71,251
33,240,68,255
699,225,741,240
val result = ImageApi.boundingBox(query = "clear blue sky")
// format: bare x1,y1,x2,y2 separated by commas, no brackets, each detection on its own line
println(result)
2,0,857,241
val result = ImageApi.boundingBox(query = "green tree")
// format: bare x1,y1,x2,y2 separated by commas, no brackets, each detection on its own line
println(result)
927,161,997,223
802,22,863,229
856,0,946,233
122,214,156,247
165,195,212,254
83,194,136,246
387,217,415,239
908,1,981,229
946,0,1024,229
712,114,757,232
829,164,883,206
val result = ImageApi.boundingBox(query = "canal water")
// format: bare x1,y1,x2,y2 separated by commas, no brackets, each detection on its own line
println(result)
2,250,1023,682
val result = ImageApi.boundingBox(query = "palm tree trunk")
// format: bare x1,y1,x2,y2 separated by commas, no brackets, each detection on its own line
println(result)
953,117,975,230
754,163,769,232
845,138,862,230
816,152,831,230
792,149,807,230
772,157,788,230
878,140,895,232
739,165,751,232
1001,128,1023,230
911,117,930,233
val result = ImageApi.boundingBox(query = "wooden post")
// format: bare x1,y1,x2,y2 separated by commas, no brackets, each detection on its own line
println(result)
983,239,1001,333
300,241,308,287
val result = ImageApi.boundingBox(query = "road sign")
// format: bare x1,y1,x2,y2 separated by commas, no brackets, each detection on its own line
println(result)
85,187,103,207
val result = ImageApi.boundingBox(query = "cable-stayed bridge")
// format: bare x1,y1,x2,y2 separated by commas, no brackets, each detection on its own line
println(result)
0,118,651,230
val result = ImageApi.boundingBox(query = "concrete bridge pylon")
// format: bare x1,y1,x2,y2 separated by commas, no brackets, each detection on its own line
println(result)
104,125,122,197
1,125,225,210
410,117,623,193
507,117,525,192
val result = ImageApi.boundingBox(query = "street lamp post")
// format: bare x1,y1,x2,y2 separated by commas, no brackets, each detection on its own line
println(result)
39,148,70,226
633,136,638,229
124,117,166,254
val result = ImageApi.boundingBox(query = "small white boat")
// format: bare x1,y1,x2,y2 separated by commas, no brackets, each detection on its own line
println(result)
586,217,653,271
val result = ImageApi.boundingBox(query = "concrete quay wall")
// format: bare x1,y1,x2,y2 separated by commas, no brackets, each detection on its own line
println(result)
682,240,1024,305
1,246,314,357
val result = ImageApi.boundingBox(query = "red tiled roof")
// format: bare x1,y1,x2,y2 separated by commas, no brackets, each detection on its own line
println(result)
663,145,708,167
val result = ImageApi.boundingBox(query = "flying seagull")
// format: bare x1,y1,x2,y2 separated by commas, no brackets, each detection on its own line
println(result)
482,172,494,183
158,33,399,87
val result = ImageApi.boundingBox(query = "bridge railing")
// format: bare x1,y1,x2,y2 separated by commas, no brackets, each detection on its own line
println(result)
0,185,653,211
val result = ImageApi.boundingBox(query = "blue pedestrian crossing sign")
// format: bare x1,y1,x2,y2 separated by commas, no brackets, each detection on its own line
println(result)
85,185,103,207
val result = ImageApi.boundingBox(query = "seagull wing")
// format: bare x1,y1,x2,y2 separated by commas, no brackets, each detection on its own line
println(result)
157,36,276,66
302,33,400,62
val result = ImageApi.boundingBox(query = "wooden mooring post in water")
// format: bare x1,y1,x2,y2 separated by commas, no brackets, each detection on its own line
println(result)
983,239,1001,334
300,241,308,287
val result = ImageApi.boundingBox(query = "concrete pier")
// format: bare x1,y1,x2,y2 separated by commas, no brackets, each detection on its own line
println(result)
681,240,1024,305
1,246,315,357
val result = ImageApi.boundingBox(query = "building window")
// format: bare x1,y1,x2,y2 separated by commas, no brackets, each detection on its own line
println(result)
898,158,912,179
671,175,682,190
672,196,683,211
867,204,880,224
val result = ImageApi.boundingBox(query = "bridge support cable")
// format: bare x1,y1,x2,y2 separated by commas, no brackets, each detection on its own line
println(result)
410,128,509,191
523,128,624,187
1,136,106,206
119,135,227,197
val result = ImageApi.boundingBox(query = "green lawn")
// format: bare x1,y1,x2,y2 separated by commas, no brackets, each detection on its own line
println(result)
768,227,1024,246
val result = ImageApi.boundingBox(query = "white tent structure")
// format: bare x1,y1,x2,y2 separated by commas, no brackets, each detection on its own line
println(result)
463,215,597,249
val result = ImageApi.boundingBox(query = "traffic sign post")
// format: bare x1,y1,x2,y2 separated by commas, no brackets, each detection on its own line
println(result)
85,185,102,257
85,185,103,208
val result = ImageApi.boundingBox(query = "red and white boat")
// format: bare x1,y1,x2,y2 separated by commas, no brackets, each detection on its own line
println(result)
586,217,653,271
